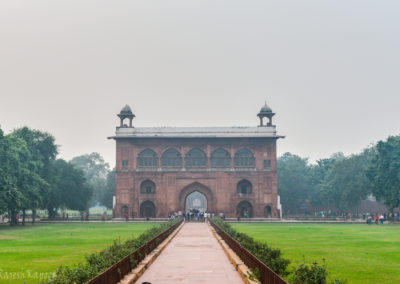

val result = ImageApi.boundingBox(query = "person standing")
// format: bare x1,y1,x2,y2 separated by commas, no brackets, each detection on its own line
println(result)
125,213,129,222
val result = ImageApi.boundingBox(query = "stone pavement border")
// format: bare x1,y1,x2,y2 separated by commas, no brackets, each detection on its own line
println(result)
118,221,185,284
135,222,244,283
208,222,260,284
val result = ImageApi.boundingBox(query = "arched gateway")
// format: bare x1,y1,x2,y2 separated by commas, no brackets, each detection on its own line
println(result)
179,182,213,213
185,191,207,212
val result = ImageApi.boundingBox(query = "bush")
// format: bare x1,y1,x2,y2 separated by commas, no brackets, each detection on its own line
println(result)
46,218,181,284
290,260,328,284
211,217,290,277
290,258,347,284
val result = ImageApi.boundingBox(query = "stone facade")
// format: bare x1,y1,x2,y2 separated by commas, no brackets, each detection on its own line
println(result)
110,105,283,218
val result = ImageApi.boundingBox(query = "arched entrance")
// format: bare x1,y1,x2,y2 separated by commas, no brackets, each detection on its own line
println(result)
120,205,128,217
179,182,214,213
185,191,207,212
140,201,156,218
237,201,253,218
264,205,272,218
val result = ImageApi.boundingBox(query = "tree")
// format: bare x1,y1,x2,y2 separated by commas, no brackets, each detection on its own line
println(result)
309,153,346,212
367,136,400,212
0,129,32,225
278,153,312,215
70,153,110,207
100,169,115,209
12,127,57,223
328,149,374,211
46,159,92,218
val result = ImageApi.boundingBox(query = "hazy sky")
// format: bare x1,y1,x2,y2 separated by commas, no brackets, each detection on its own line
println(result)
1,1,399,166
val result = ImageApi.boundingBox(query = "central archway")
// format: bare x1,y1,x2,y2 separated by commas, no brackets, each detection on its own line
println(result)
179,182,214,213
185,191,207,212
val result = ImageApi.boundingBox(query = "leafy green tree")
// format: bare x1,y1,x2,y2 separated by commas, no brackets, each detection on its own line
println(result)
100,169,115,209
278,153,312,215
70,153,110,207
309,153,346,211
46,159,92,218
12,127,57,223
0,129,32,225
309,158,336,210
367,136,400,212
328,149,374,211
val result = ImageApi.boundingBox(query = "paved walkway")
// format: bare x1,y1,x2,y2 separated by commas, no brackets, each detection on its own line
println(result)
136,222,244,284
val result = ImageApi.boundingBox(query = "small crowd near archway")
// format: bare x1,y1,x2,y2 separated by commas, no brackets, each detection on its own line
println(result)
366,213,390,225
175,209,215,222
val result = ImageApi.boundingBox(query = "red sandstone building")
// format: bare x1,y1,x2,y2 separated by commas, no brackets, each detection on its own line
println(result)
110,104,283,219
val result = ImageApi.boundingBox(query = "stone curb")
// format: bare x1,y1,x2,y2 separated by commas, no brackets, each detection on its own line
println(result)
208,223,260,284
118,221,185,284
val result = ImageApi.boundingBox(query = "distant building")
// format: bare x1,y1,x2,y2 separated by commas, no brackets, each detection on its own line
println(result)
109,103,284,218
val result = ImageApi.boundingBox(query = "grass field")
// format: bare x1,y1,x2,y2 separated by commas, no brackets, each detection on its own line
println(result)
232,223,400,284
0,222,158,284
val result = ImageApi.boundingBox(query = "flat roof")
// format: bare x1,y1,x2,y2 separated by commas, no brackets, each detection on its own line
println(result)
109,126,284,139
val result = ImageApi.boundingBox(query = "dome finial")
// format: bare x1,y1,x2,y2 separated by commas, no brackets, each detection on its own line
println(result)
120,104,133,115
260,101,272,113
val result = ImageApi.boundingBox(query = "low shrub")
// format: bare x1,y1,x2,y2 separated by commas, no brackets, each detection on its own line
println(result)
46,218,181,284
290,260,328,284
289,258,347,284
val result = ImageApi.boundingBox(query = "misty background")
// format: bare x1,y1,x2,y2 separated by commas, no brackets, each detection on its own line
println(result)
1,1,399,166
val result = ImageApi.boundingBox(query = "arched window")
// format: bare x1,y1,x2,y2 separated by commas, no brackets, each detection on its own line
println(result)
211,148,231,167
162,148,182,167
234,148,255,167
237,179,252,194
138,149,158,167
140,201,156,218
140,180,156,194
185,148,207,167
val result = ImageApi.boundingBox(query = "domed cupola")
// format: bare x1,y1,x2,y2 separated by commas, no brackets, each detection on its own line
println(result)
257,102,275,126
117,104,135,127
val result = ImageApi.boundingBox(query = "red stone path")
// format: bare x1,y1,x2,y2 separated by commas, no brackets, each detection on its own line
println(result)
136,222,244,283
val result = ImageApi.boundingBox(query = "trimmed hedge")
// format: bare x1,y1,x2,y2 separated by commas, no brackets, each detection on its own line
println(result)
45,219,181,284
211,217,290,277
212,218,347,284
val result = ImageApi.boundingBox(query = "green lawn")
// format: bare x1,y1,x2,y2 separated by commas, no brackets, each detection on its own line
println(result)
232,223,400,284
0,222,158,284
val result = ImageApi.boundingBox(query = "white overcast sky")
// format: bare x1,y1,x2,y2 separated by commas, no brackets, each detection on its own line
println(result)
1,1,399,166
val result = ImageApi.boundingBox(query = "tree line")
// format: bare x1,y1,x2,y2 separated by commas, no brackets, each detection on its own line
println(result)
0,127,114,225
278,135,400,216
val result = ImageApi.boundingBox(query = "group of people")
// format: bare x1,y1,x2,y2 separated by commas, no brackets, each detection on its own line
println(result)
366,214,386,225
184,209,214,222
